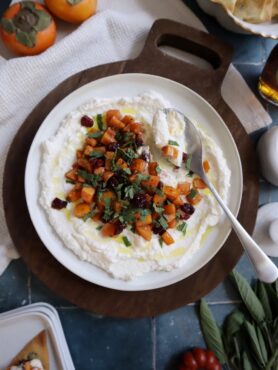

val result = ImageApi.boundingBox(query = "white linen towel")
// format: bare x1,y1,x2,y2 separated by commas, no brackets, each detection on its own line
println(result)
0,0,271,275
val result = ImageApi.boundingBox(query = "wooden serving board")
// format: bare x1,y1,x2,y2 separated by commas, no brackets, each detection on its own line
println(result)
3,19,259,318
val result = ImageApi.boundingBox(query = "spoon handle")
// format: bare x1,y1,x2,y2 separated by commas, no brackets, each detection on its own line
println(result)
207,182,278,283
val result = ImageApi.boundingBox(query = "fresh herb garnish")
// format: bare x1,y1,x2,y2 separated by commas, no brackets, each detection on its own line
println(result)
122,236,132,247
78,170,101,187
156,165,162,174
96,225,103,231
103,198,113,221
153,204,164,214
177,222,187,235
89,151,104,158
158,216,168,230
87,131,103,139
185,154,192,171
159,238,163,248
168,140,179,146
96,114,106,130
187,189,197,199
122,168,132,175
83,210,96,222
66,179,75,184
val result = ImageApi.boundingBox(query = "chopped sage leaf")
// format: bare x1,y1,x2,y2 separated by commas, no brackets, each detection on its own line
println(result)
87,131,103,138
89,151,104,158
78,170,100,187
187,189,197,199
96,114,105,130
159,238,163,248
122,236,132,247
177,222,187,235
158,216,168,230
185,154,192,171
168,140,179,146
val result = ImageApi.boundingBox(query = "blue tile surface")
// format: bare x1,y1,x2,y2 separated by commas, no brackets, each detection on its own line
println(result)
0,1,278,369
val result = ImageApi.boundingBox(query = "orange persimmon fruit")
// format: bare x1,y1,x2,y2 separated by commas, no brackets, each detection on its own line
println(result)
45,0,97,24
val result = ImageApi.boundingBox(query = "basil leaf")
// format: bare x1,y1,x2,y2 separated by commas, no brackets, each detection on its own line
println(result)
1,18,15,33
200,299,228,365
230,270,265,324
122,236,132,247
87,131,103,138
177,222,187,235
168,140,179,146
244,321,266,367
257,281,273,322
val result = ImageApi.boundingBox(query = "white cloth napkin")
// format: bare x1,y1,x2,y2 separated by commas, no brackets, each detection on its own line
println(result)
0,0,271,276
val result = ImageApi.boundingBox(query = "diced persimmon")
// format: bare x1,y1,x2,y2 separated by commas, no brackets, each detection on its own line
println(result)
105,159,111,170
85,137,97,147
187,191,203,205
84,145,94,156
136,224,152,241
74,203,91,218
153,193,166,205
116,158,128,169
203,160,210,173
168,219,177,229
163,185,180,201
177,182,191,195
142,175,160,188
65,169,77,182
94,167,105,176
135,213,152,226
105,151,115,159
129,122,143,134
172,196,184,206
122,115,134,125
101,128,116,145
113,201,122,213
101,222,116,237
193,177,207,189
103,171,114,182
106,109,121,124
161,231,174,245
108,116,125,130
81,187,96,203
93,146,106,153
92,212,102,222
67,184,82,202
148,161,159,175
76,150,83,159
164,203,176,215
77,158,91,172
131,158,146,173
145,194,153,203
161,145,179,159
97,191,116,209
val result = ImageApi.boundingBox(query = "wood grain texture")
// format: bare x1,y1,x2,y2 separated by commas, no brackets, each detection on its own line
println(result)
3,19,259,318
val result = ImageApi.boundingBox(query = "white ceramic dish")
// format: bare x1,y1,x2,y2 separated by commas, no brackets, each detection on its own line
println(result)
0,303,75,370
197,0,278,39
25,73,243,291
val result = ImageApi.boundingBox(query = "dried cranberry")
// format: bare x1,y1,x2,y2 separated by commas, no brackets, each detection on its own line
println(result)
80,115,93,127
135,136,144,147
106,142,120,152
90,158,104,169
107,175,119,188
179,212,190,220
158,181,164,190
181,203,195,215
182,152,188,162
153,225,165,235
140,151,150,162
51,198,67,210
132,193,148,208
113,220,126,235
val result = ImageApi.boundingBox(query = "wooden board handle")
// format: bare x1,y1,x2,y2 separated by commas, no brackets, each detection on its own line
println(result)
131,19,233,93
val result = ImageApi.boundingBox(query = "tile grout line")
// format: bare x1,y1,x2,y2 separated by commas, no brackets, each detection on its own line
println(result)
152,317,157,370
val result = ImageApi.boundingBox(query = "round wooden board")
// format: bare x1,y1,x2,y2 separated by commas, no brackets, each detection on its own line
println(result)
3,20,259,318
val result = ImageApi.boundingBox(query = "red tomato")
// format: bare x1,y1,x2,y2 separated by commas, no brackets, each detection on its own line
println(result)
207,362,222,370
192,348,207,367
183,352,198,370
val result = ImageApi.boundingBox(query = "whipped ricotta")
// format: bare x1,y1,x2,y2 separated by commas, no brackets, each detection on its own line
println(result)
40,91,231,280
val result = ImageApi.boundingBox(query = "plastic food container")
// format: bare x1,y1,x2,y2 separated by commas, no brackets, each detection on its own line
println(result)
0,302,75,370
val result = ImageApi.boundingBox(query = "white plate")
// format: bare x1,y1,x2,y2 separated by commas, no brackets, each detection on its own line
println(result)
25,73,243,291
0,305,75,370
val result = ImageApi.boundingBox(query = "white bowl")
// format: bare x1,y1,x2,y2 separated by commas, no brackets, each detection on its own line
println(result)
197,0,278,39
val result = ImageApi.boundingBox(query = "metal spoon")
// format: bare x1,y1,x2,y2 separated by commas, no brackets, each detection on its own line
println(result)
159,108,278,283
